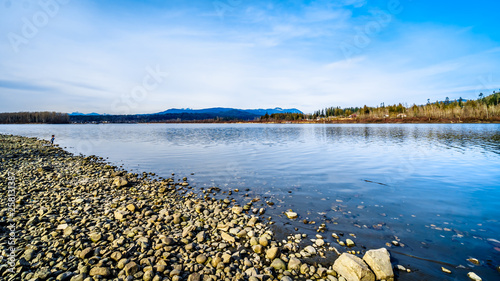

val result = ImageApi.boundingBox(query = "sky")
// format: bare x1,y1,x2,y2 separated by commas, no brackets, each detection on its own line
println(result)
0,0,499,114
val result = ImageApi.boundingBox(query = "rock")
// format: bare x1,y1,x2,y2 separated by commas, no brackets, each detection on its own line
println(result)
57,223,69,230
211,256,222,267
182,225,196,237
57,272,74,281
332,233,339,239
467,272,482,281
126,203,137,212
288,257,301,270
110,251,122,261
221,232,235,243
281,276,293,281
23,248,35,261
89,232,102,242
259,236,269,247
35,267,51,279
270,258,286,270
467,258,480,265
114,210,128,220
143,270,155,281
232,206,243,214
187,272,202,281
63,226,73,236
252,244,263,254
196,231,205,242
70,274,85,281
170,269,181,277
222,253,232,263
362,248,394,281
113,176,128,187
266,247,280,260
396,265,406,271
196,254,207,264
89,267,111,277
286,211,298,219
124,261,139,276
441,267,451,274
248,216,259,226
117,258,129,269
315,239,325,247
346,239,355,247
300,263,309,274
304,245,317,255
79,247,93,259
333,253,375,281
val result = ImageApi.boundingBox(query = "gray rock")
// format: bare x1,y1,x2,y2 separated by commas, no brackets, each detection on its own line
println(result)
79,247,93,259
187,272,202,281
124,262,139,276
467,272,482,281
270,258,286,270
362,248,394,281
196,254,207,264
113,176,128,187
89,232,102,242
304,245,317,255
70,274,85,281
288,257,301,271
56,272,74,281
89,267,111,277
23,248,36,261
266,247,280,260
34,267,51,279
333,253,375,281
346,239,355,247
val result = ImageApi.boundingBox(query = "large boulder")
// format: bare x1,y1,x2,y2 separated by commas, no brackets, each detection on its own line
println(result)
363,248,394,281
333,253,375,281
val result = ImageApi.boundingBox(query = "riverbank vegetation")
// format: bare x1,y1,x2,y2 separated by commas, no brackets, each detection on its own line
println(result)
0,111,69,124
261,91,500,123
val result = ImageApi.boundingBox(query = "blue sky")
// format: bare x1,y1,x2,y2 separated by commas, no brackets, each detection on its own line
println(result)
0,0,499,114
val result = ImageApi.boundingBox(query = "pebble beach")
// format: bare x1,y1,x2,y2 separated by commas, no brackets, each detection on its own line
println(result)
0,134,485,281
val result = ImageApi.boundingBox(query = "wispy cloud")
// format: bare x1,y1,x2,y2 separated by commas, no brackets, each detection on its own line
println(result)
0,0,499,113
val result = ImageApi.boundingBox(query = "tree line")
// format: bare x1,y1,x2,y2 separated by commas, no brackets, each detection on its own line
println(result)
261,91,500,121
0,112,69,124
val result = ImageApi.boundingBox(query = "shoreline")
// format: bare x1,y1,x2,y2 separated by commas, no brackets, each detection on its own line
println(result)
2,116,500,125
0,134,486,281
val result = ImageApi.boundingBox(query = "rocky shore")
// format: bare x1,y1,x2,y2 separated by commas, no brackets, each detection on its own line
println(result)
0,134,482,281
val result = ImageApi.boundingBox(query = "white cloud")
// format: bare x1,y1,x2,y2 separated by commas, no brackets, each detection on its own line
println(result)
0,1,499,114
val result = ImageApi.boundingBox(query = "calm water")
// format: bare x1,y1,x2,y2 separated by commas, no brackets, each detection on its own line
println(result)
1,123,499,280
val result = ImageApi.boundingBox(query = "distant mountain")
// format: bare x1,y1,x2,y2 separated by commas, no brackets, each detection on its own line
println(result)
156,107,303,116
67,107,303,123
69,112,104,116
243,107,303,116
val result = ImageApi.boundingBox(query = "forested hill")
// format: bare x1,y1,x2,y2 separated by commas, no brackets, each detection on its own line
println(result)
0,108,302,124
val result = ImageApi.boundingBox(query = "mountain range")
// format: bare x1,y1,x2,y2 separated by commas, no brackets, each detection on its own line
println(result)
68,107,303,123
70,107,302,116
